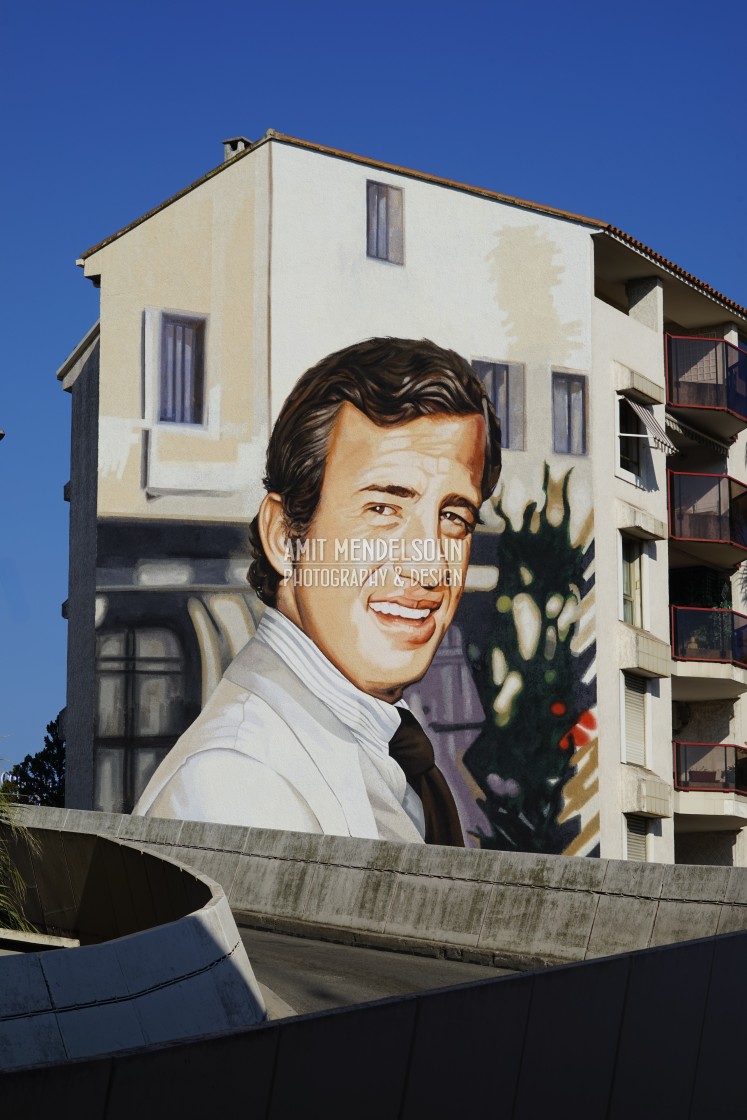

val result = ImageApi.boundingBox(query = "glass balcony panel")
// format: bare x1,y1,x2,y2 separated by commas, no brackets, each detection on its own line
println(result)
729,481,747,548
667,336,747,438
669,473,730,542
672,607,732,662
674,742,747,795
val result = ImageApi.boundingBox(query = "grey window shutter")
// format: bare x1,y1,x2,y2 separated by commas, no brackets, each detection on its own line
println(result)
624,672,646,766
626,815,648,861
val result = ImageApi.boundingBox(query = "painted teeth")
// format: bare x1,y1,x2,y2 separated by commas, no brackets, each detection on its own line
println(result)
370,603,431,620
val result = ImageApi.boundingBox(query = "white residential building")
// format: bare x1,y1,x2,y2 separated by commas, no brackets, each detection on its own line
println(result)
58,130,747,864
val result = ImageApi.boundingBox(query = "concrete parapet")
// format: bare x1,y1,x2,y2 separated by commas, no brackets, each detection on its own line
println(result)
0,820,265,1072
17,806,747,968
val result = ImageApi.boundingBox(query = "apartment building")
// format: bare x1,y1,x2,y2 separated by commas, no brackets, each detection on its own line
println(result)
57,130,747,864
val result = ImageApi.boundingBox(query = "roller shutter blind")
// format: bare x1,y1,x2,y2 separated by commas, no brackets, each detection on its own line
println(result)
626,815,648,861
624,672,646,766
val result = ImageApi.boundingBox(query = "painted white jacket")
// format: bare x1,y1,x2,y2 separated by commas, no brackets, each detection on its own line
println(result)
132,636,424,843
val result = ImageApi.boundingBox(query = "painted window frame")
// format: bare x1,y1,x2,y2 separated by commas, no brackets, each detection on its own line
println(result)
552,371,588,456
142,308,212,433
366,180,404,265
93,625,188,813
158,313,206,426
471,360,525,450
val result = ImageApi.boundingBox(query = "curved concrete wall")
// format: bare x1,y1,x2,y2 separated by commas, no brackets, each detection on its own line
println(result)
0,823,265,1071
19,806,747,968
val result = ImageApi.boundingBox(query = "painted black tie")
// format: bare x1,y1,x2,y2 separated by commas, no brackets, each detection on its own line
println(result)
388,709,464,847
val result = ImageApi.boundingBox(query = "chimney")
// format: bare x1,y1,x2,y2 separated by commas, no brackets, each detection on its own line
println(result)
222,137,252,162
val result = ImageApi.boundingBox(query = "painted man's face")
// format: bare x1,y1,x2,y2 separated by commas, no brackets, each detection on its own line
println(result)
278,402,485,701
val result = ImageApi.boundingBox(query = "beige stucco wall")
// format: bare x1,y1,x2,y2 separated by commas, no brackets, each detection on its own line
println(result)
84,146,271,522
591,297,673,861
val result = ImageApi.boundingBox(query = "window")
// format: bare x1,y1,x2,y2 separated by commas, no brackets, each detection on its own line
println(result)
623,672,647,766
552,372,587,455
621,537,643,628
625,814,649,861
94,627,187,812
472,361,525,450
159,314,205,425
366,181,404,264
618,397,644,476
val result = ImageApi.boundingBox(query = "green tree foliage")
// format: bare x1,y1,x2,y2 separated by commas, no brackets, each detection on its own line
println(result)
8,714,66,807
464,464,596,854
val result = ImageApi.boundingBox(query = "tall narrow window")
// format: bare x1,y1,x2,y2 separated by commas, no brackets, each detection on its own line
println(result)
159,315,205,425
618,397,644,476
552,372,587,455
621,537,643,628
94,627,187,812
623,672,647,766
626,814,649,861
472,361,525,450
366,181,404,264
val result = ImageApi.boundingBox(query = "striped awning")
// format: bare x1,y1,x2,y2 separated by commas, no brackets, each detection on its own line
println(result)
626,400,678,454
665,414,731,456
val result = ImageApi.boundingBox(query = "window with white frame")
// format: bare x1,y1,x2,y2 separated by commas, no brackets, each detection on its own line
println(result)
623,671,647,766
366,181,404,264
159,314,206,425
552,372,587,455
472,361,525,450
621,536,643,628
618,396,645,476
625,814,649,861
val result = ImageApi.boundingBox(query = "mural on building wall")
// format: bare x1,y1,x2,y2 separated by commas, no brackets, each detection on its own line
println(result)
408,464,599,857
90,334,599,857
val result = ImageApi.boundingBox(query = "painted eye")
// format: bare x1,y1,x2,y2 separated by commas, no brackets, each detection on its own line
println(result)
441,510,474,536
367,504,397,516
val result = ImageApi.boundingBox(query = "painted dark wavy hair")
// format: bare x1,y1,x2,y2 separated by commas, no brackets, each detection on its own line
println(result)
247,336,502,605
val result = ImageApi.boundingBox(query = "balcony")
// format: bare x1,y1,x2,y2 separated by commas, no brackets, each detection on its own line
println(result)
670,606,747,699
666,334,747,440
674,741,747,795
668,471,747,568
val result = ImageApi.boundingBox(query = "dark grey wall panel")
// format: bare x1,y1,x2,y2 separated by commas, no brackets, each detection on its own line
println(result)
269,1000,417,1120
608,939,714,1119
691,932,747,1120
401,973,534,1119
513,955,630,1120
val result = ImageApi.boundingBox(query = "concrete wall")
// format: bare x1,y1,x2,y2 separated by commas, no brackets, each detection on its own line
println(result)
64,341,100,809
29,808,747,971
0,821,265,1071
6,810,747,1117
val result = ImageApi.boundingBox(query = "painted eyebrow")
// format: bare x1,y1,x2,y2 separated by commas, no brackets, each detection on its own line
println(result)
358,484,419,499
441,494,483,524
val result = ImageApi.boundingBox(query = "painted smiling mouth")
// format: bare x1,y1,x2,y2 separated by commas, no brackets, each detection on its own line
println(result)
369,602,435,620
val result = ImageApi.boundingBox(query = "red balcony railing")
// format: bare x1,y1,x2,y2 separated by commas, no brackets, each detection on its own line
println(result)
671,606,747,668
666,334,747,439
674,741,747,795
668,471,747,566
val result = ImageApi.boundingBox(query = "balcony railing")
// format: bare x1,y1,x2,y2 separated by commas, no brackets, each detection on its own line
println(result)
666,334,747,439
674,741,747,795
671,606,747,669
668,471,747,566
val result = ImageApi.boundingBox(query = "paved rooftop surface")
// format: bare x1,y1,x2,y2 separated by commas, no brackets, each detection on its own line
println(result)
238,925,515,1016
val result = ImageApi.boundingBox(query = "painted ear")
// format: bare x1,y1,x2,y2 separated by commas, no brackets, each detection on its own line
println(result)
258,493,292,578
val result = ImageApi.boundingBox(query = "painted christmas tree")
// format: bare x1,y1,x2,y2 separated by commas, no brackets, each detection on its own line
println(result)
464,463,596,854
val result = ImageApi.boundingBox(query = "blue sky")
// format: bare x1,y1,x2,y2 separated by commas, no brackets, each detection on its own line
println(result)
1,0,746,766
